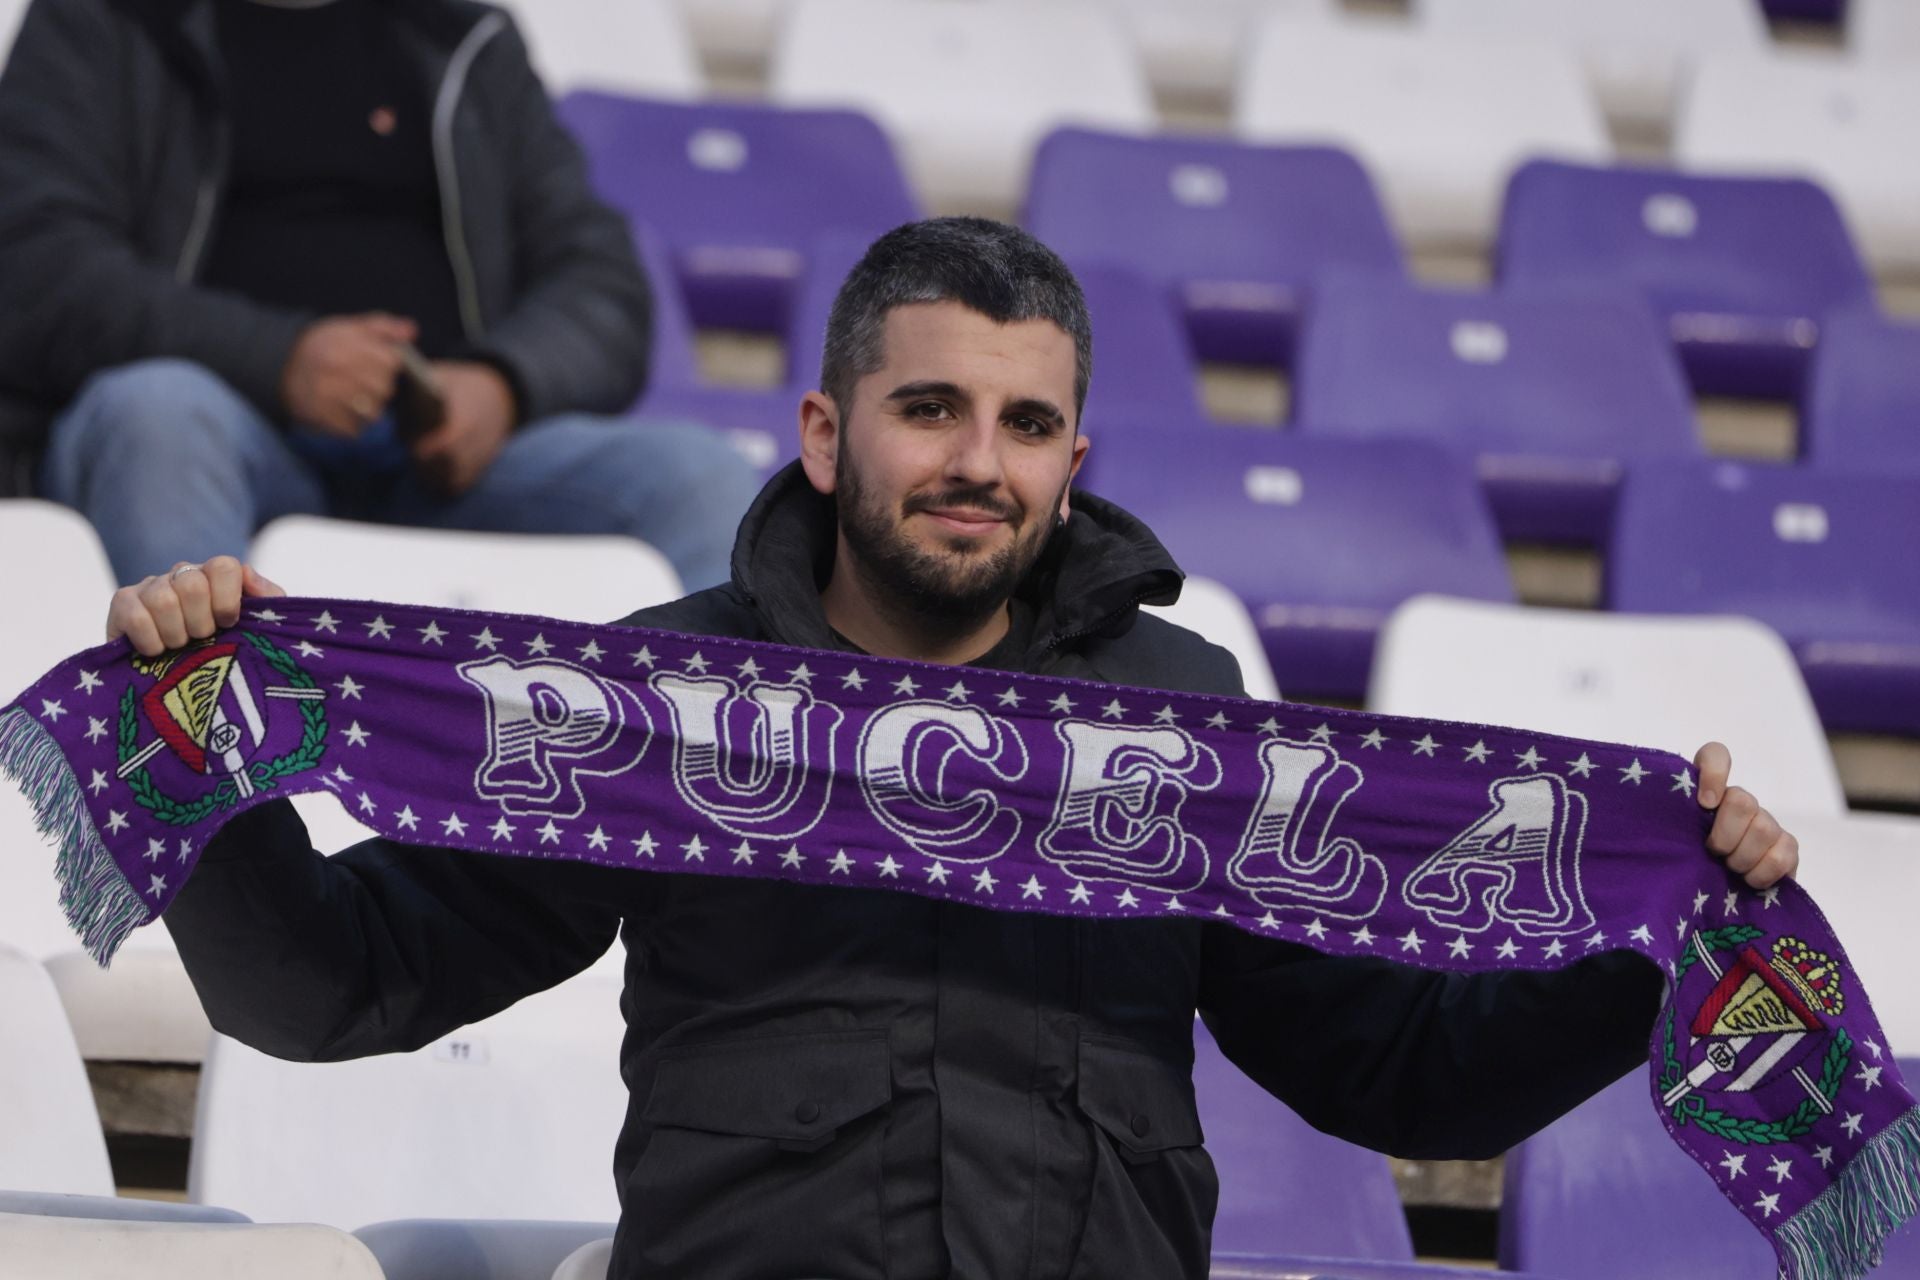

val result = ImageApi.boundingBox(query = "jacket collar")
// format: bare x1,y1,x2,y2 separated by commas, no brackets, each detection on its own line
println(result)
730,463,1185,661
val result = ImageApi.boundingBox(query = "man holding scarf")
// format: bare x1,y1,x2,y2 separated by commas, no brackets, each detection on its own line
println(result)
105,219,1802,1278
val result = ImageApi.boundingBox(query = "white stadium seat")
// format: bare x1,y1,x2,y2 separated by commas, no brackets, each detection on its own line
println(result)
0,945,116,1196
1145,575,1282,704
0,0,27,71
1675,53,1920,276
0,501,213,1062
355,1218,617,1280
1055,0,1336,101
553,1236,615,1280
770,0,1154,215
1850,0,1920,67
1235,17,1610,252
1417,0,1768,136
1368,596,1848,818
190,968,627,1228
249,517,682,858
504,0,703,98
1786,811,1920,1056
0,1213,384,1279
674,0,790,70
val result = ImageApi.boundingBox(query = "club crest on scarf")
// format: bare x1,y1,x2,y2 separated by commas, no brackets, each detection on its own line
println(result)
116,633,328,823
1663,930,1852,1152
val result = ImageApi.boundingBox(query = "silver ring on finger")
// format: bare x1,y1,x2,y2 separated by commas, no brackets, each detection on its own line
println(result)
170,562,203,582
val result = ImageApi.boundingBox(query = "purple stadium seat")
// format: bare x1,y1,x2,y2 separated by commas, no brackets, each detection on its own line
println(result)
1025,127,1403,366
1083,429,1513,701
1072,261,1209,435
1761,0,1846,20
1607,460,1920,736
555,92,919,331
1496,160,1875,400
1802,307,1920,472
1214,1261,1558,1279
1289,275,1702,545
1192,1022,1413,1261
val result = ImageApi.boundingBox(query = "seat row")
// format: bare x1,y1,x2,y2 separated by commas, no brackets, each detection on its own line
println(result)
6,930,1920,1277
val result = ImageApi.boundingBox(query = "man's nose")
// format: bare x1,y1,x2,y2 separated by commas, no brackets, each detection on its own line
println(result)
942,413,1007,488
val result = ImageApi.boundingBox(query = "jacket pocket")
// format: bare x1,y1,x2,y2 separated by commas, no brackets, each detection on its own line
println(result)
1067,1034,1216,1280
625,1029,893,1279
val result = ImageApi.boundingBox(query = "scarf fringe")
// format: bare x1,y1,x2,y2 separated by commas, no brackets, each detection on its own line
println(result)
1777,1104,1920,1280
0,706,145,966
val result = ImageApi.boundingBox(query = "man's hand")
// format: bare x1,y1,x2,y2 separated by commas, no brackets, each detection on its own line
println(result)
106,557,287,657
281,313,418,438
1695,741,1799,891
411,360,516,496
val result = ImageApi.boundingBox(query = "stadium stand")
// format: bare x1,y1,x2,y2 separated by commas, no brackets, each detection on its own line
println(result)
189,968,627,1227
1144,577,1282,704
1501,1056,1920,1276
1192,1020,1414,1260
0,1191,244,1224
554,1237,616,1280
1369,596,1849,818
1788,811,1920,1054
505,0,703,99
0,1212,386,1279
1046,0,1336,104
1801,305,1920,470
769,0,1154,215
1416,0,1769,138
555,93,919,331
1759,0,1845,23
1025,127,1404,367
1608,461,1920,737
1069,260,1211,431
1289,275,1702,544
1675,53,1920,279
1851,0,1920,63
1495,160,1876,400
353,1218,617,1280
0,944,115,1196
1234,17,1610,254
1083,430,1514,703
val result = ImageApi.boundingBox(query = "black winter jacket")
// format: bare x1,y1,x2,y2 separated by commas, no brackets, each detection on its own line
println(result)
0,0,649,455
166,468,1662,1278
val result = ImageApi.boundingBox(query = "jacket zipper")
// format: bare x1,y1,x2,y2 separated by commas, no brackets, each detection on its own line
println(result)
1043,590,1157,653
176,172,219,283
433,11,506,342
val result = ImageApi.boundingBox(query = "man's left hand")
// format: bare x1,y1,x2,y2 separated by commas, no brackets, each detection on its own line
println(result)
1694,741,1799,890
413,361,517,496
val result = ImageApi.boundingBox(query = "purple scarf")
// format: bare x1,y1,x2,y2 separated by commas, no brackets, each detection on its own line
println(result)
2,595,1914,1277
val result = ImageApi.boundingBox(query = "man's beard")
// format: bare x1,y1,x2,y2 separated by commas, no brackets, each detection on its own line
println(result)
834,447,1065,633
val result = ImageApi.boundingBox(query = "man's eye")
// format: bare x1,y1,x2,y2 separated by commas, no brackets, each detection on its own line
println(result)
1010,416,1055,437
909,401,952,421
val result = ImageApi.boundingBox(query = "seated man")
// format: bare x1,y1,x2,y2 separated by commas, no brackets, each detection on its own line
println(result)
0,0,756,588
108,219,1799,1278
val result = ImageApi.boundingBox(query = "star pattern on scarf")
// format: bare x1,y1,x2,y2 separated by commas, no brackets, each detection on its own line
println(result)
364,615,394,639
417,621,446,646
973,867,996,894
732,839,756,865
40,699,66,722
294,641,325,660
312,610,340,634
1101,699,1125,720
84,717,107,744
578,640,605,664
1619,759,1649,785
1411,734,1438,757
582,823,608,849
829,850,854,875
396,806,419,832
1462,740,1491,764
997,687,1023,708
924,860,949,884
525,634,554,657
472,627,501,651
537,820,562,845
877,856,901,879
1205,712,1230,731
1514,746,1543,771
1567,752,1596,777
76,670,103,694
681,834,707,862
335,675,364,700
1021,875,1044,900
490,816,514,842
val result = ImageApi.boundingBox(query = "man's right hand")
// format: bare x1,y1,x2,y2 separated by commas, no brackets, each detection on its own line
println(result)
107,557,287,656
281,313,418,438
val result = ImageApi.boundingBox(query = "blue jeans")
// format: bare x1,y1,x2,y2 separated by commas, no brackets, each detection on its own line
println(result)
41,359,759,590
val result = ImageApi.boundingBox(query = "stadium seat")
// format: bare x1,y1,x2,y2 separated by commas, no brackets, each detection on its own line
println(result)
1214,1262,1559,1279
0,1213,385,1279
1502,1046,1920,1277
0,500,212,1062
1193,1021,1413,1260
1416,0,1767,136
1788,811,1920,1056
1084,430,1514,702
1851,0,1920,64
1235,18,1609,253
355,1218,617,1280
0,1191,246,1223
0,945,116,1196
1071,260,1210,431
1145,577,1282,705
1026,127,1404,366
552,1236,614,1280
1496,160,1876,400
505,0,702,98
249,517,683,854
1289,276,1701,544
555,93,919,331
673,0,787,69
1760,0,1845,23
1607,461,1920,737
1801,306,1920,472
1051,0,1336,103
769,0,1154,215
1675,55,1920,277
1368,596,1848,817
190,968,627,1227
0,0,28,71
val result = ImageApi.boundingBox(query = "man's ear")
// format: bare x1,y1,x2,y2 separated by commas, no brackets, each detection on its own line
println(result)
798,391,840,495
1060,430,1090,523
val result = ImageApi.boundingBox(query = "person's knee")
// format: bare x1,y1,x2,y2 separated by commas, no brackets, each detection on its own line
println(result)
63,359,255,458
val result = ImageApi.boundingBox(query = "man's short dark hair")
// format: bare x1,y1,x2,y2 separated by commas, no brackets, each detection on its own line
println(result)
820,217,1093,421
